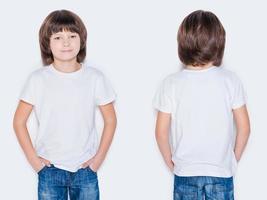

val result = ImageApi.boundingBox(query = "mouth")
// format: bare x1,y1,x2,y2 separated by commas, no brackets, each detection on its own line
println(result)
61,49,73,53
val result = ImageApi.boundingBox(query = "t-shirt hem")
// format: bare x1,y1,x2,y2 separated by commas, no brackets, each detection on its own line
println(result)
19,97,34,106
153,104,172,114
97,95,116,106
53,164,82,173
173,171,234,178
37,152,96,173
173,167,235,178
232,102,246,110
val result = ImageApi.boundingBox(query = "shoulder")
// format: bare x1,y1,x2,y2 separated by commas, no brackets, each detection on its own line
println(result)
83,65,105,76
82,65,109,83
26,65,50,81
216,67,242,83
161,71,187,86
155,72,185,96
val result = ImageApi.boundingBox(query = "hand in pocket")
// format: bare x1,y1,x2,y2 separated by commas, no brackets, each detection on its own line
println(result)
36,156,51,173
82,155,104,172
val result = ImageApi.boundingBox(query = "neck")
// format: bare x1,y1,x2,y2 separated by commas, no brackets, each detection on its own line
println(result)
186,62,213,70
52,59,81,73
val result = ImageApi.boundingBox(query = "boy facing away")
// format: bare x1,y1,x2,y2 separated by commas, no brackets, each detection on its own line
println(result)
153,10,250,200
13,10,117,200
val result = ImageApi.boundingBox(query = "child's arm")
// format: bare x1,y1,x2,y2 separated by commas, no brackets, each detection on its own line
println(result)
155,111,174,171
233,105,250,162
13,101,48,172
82,103,117,171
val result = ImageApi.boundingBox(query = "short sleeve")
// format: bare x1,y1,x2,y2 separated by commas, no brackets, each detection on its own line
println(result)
19,74,36,105
153,78,173,113
95,73,116,106
231,74,247,109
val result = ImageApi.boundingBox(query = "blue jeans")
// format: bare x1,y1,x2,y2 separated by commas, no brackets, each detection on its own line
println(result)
38,165,99,200
173,175,234,200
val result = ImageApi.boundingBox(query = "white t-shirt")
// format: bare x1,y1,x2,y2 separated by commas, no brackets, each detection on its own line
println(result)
20,64,116,172
153,66,246,177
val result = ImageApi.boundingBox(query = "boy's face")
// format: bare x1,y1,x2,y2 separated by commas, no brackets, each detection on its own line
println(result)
50,31,81,63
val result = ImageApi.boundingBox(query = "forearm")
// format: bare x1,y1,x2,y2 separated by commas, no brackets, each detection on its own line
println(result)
233,105,250,162
13,124,42,171
95,118,117,159
234,129,250,161
156,132,173,166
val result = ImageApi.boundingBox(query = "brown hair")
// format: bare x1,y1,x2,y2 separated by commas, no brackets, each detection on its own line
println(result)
39,10,87,65
177,10,225,67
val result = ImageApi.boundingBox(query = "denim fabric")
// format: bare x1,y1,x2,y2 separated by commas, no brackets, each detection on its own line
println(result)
38,165,99,200
173,175,234,200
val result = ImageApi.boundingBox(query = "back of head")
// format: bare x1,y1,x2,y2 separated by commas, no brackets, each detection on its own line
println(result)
177,10,225,67
39,10,87,66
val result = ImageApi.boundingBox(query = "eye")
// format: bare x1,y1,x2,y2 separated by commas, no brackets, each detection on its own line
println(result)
53,36,61,40
70,35,77,38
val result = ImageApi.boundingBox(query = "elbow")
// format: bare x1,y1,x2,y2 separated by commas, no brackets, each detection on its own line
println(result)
237,125,251,138
104,115,117,128
155,130,160,140
13,115,26,134
13,116,19,132
155,132,161,143
246,126,251,137
155,130,167,142
244,122,251,137
113,116,117,128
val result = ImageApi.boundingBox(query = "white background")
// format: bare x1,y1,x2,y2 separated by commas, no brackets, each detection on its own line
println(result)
0,0,266,199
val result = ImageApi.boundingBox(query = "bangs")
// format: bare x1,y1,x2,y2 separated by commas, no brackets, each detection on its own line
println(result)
48,14,80,35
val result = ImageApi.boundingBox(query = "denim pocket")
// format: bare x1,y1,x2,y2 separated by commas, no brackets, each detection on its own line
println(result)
87,166,97,173
37,166,47,175
174,185,198,200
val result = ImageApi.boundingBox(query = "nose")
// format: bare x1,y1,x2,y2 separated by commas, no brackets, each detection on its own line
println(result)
63,38,70,46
